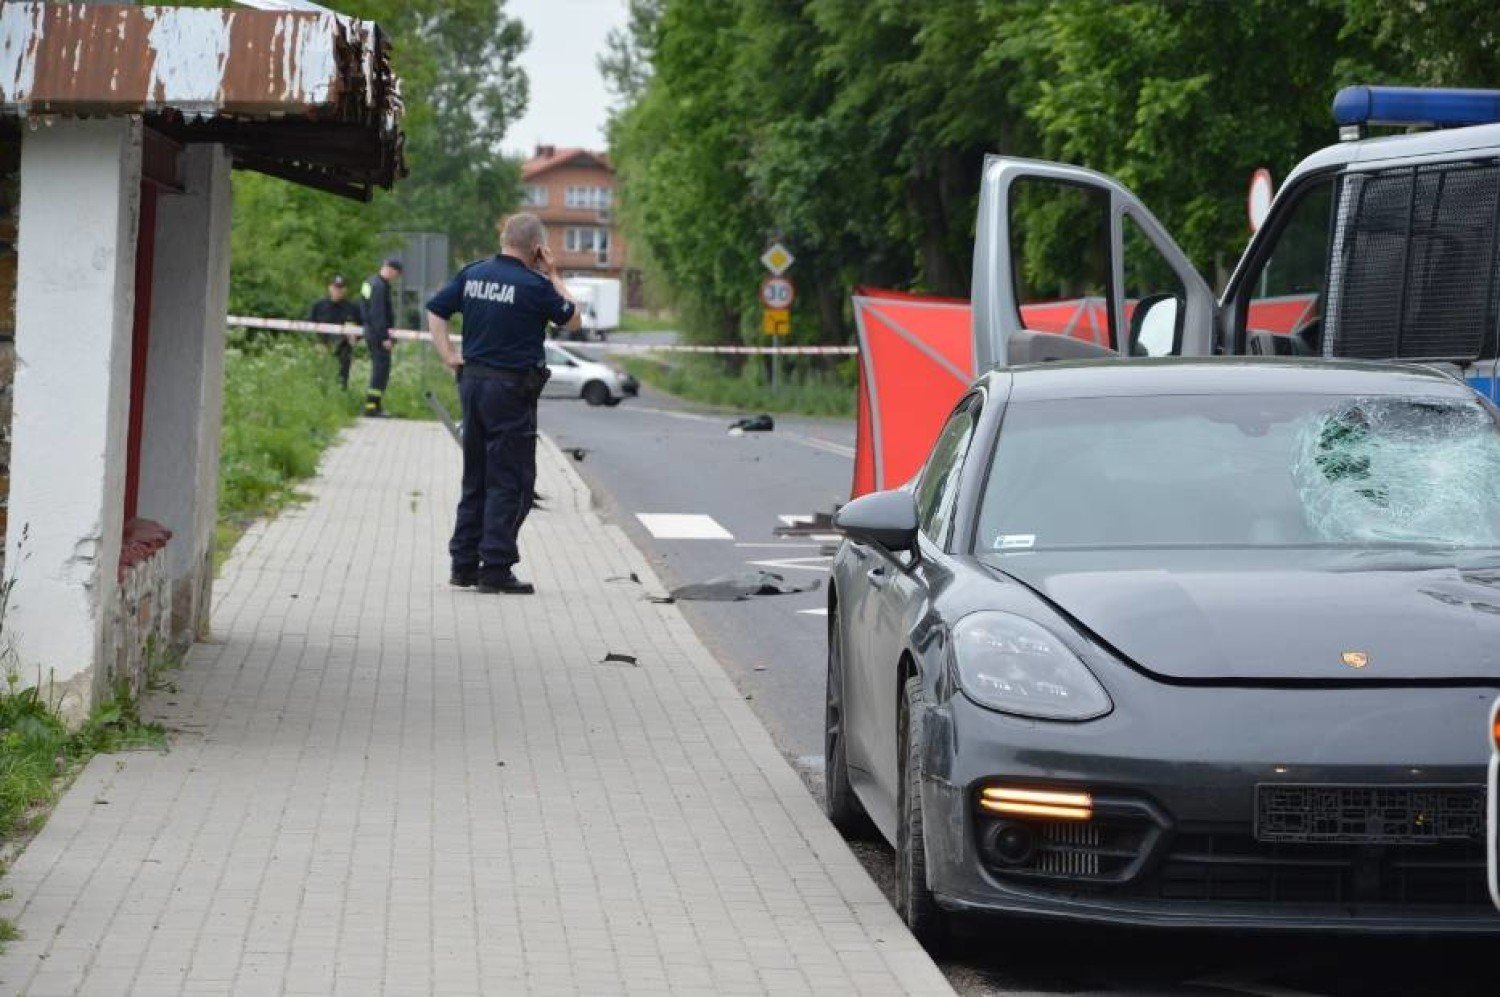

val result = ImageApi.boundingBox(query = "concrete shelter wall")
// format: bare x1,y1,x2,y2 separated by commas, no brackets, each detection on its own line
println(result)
137,144,232,643
7,118,142,721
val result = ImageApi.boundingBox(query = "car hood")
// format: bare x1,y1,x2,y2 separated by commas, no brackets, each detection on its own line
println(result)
978,547,1500,683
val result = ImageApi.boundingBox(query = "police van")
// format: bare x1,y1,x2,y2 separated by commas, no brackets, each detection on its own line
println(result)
974,86,1500,391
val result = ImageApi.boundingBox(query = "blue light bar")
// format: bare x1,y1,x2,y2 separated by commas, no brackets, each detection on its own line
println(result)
1333,86,1500,129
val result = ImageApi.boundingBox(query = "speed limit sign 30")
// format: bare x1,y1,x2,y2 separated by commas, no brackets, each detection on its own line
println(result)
760,275,796,310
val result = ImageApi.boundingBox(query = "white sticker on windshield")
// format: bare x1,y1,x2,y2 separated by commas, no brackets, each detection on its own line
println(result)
996,533,1035,550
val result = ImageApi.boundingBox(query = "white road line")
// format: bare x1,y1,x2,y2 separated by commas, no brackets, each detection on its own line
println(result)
748,556,831,573
735,542,821,549
636,513,735,540
779,514,814,527
798,608,828,617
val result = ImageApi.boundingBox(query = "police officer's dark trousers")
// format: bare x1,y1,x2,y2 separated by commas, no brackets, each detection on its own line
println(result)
450,370,537,580
365,336,391,413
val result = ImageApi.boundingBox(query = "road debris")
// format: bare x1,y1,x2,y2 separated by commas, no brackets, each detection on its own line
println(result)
606,572,643,584
651,570,820,603
728,414,775,435
568,447,588,461
600,652,640,666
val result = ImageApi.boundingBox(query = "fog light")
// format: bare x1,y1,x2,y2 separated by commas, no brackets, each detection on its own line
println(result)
979,786,1093,821
983,820,1036,866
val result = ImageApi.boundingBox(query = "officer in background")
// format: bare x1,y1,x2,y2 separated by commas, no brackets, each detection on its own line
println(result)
361,257,403,417
306,275,363,390
427,213,581,594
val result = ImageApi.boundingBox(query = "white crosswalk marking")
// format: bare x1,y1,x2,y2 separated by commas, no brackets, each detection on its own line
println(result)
636,513,735,540
798,607,829,617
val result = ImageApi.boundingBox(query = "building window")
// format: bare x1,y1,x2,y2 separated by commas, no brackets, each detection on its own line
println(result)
565,228,612,254
524,184,548,207
564,186,613,209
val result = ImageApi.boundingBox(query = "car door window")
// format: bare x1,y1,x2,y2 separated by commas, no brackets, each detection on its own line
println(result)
1008,178,1114,349
915,399,979,547
545,346,573,366
1124,215,1186,356
1238,177,1335,355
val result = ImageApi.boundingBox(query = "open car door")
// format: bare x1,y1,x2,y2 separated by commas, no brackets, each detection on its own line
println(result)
972,156,1216,370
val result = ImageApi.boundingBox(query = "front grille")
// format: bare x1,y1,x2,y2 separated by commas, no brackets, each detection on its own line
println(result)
976,808,1162,885
1142,829,1490,907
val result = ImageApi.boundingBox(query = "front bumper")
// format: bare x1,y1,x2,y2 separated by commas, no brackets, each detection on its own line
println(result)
920,681,1500,933
619,373,640,396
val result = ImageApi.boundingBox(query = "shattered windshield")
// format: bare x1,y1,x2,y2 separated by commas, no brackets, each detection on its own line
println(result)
977,392,1500,551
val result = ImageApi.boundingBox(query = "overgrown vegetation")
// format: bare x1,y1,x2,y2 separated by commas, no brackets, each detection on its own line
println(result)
617,311,678,335
622,354,855,419
217,334,359,562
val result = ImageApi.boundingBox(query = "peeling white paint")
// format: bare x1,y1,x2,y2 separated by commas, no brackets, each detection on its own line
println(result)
140,7,235,120
0,3,40,104
286,12,338,105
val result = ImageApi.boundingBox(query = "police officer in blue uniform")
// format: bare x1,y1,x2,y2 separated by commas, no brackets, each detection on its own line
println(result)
427,213,581,594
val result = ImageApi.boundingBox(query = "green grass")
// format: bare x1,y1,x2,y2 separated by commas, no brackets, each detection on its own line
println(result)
216,333,360,564
621,353,856,419
0,661,169,945
617,310,677,334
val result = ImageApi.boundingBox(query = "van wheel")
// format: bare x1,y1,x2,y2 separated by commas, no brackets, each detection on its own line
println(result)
897,674,949,951
583,381,611,406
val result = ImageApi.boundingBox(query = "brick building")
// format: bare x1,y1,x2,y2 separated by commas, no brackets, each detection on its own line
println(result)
521,145,641,304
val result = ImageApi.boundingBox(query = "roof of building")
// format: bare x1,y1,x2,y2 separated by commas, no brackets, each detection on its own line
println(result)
0,3,405,200
522,146,611,180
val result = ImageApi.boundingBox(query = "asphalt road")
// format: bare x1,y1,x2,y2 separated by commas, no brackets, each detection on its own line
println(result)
536,377,1495,997
539,381,850,771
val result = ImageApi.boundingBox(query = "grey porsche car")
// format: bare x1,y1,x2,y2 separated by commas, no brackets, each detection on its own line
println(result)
827,357,1500,944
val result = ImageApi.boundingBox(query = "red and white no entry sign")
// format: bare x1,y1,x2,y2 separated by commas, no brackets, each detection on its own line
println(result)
1248,168,1274,232
760,275,796,309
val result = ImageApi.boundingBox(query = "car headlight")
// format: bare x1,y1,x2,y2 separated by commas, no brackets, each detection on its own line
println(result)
952,612,1112,721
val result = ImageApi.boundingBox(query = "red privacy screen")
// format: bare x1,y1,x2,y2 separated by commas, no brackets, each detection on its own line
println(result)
849,289,1318,499
851,290,974,497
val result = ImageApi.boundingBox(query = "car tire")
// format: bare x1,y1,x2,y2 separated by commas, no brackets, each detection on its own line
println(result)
582,381,611,406
898,673,949,951
825,609,878,840
603,396,623,407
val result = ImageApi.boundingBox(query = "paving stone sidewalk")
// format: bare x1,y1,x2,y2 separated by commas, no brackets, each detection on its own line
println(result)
0,421,951,996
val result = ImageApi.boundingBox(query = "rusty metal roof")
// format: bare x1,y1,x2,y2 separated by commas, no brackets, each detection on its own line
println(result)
0,3,405,199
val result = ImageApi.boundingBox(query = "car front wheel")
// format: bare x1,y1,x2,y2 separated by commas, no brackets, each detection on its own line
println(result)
825,608,877,839
582,381,611,406
897,673,949,950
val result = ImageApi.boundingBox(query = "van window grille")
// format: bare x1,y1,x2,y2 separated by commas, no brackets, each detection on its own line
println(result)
1327,162,1500,362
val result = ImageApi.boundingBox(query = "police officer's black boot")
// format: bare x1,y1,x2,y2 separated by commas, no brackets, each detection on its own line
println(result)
477,570,535,595
364,391,389,418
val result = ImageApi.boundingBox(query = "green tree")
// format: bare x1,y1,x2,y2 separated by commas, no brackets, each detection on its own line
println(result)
193,0,530,316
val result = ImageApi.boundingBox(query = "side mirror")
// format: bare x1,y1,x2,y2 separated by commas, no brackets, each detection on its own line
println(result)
835,489,919,554
1129,293,1181,357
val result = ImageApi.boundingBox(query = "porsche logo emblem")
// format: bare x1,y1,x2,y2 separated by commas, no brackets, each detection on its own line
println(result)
1342,651,1369,669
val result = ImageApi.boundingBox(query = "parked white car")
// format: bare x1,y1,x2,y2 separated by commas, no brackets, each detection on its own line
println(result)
544,343,637,406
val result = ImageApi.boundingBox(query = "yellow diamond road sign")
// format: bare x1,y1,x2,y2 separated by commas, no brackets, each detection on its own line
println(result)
760,242,795,276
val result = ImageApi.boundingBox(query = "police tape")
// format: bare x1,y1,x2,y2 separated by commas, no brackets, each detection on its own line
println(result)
225,315,859,356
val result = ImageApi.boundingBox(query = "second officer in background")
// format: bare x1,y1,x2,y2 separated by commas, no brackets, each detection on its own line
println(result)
427,213,581,594
361,257,403,417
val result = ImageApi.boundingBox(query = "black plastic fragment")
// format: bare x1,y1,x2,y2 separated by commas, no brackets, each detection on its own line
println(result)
651,571,820,604
601,652,640,666
729,414,775,433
